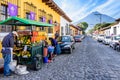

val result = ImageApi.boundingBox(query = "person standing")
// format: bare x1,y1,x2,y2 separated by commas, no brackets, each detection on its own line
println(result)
54,31,59,39
1,31,18,76
49,37,57,56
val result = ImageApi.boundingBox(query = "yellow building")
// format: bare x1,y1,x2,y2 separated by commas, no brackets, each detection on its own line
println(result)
70,24,77,36
0,0,71,58
70,24,82,36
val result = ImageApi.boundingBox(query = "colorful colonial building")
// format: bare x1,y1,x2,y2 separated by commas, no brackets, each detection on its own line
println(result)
70,24,82,36
0,0,71,58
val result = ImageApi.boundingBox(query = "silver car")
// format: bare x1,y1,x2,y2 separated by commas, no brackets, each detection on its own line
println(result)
109,36,120,50
102,36,111,45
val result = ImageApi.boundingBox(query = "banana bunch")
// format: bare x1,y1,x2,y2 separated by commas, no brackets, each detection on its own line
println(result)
21,51,31,57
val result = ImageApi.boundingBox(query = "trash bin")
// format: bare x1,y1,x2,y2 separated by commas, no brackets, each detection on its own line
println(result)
43,57,48,63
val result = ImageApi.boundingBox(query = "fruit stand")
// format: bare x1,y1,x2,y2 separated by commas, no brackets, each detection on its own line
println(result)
0,17,53,70
14,30,43,70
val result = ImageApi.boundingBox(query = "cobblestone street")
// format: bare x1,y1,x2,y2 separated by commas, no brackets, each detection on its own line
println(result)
1,36,120,80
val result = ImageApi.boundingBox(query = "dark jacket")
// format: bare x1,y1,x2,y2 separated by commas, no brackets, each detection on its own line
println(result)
55,33,59,39
49,38,57,47
2,32,14,48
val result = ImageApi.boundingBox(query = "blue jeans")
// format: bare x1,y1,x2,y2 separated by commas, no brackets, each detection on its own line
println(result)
2,53,11,76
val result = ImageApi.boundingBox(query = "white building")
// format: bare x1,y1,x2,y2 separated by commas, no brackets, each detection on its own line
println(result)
60,16,72,36
110,18,120,36
104,27,111,36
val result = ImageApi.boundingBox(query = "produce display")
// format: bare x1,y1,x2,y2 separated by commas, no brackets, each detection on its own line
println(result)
15,51,31,58
13,45,31,58
13,30,46,58
13,31,35,58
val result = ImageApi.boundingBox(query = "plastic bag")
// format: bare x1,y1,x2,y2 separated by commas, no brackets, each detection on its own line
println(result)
9,60,17,71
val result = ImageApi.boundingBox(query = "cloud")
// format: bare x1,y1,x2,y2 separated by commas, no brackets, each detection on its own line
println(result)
54,0,120,22
90,0,120,16
60,0,95,21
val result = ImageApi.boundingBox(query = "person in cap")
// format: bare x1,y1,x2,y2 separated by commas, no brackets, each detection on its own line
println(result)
1,31,18,76
54,31,59,39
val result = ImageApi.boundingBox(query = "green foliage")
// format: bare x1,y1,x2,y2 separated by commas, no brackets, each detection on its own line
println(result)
88,29,94,34
77,22,88,31
93,23,101,30
100,23,112,28
93,23,112,30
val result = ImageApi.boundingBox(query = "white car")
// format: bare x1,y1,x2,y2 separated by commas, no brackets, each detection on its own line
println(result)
97,35,104,42
109,36,120,50
102,36,111,45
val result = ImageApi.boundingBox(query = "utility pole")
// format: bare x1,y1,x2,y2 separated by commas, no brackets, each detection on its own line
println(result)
94,13,102,25
94,13,102,34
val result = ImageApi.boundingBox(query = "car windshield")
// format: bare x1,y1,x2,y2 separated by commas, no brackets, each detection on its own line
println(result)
99,35,104,37
74,36,81,38
115,36,120,40
106,36,111,39
62,36,71,42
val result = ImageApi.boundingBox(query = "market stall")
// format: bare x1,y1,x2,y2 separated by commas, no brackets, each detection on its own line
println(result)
0,17,53,70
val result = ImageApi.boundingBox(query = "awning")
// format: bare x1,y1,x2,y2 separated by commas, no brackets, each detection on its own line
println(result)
0,17,53,27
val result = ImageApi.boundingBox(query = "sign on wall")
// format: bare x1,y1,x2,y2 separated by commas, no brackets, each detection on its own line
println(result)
49,19,52,24
30,12,35,20
42,16,46,22
8,3,18,16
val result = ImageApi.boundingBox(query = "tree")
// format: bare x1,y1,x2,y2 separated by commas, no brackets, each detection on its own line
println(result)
93,23,112,30
93,23,101,30
88,29,94,34
77,22,88,31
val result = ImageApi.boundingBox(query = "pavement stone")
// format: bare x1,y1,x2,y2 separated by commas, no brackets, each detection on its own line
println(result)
1,37,120,80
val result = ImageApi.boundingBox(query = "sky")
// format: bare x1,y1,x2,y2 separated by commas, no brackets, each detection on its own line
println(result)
54,0,120,23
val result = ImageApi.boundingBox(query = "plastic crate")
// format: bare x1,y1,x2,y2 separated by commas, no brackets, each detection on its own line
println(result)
29,44,43,57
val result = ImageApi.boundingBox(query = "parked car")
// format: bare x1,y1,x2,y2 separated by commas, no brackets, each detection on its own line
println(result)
92,35,97,40
97,35,104,42
74,35,82,42
102,36,111,45
116,41,120,51
57,35,75,54
109,35,120,50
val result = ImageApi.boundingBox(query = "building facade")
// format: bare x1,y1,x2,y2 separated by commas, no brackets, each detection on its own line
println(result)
0,0,71,58
110,19,120,36
70,24,81,36
60,16,72,36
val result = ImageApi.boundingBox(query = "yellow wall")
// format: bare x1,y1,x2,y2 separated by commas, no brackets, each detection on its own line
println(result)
0,0,61,58
20,0,60,22
20,0,60,38
70,26,77,36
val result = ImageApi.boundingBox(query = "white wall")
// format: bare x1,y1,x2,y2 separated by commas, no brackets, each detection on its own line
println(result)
116,23,120,35
60,16,70,36
0,32,9,41
110,22,120,36
104,28,110,36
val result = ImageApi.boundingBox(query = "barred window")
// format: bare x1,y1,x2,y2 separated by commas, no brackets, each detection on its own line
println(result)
40,27,45,31
0,4,12,32
26,12,30,19
48,27,53,33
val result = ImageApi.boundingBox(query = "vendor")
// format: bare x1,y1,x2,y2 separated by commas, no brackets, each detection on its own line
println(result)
1,31,18,76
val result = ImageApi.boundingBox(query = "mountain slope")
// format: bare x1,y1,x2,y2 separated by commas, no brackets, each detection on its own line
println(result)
74,11,115,31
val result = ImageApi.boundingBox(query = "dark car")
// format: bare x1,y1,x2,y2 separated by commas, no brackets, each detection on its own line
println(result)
74,35,82,42
57,35,75,54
